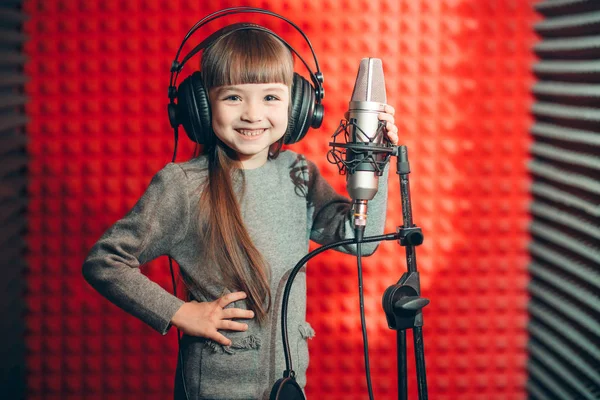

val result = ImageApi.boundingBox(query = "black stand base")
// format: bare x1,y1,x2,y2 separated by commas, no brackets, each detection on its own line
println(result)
383,270,429,400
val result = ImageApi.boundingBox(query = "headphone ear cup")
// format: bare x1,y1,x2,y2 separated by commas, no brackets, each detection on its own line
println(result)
286,73,317,145
177,71,213,144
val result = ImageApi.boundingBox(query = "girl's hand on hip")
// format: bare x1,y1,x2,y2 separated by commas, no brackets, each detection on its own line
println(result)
378,104,399,145
170,291,254,346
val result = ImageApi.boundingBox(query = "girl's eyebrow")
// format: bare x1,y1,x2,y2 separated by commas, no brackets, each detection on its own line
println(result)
263,86,286,93
217,86,238,92
213,86,238,95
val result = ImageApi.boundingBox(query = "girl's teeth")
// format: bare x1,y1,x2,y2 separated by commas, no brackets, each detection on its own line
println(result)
238,129,264,136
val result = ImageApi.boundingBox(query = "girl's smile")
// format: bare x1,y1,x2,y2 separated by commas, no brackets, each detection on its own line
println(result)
235,128,267,138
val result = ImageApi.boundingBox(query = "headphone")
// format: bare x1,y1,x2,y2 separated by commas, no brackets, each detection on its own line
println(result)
167,7,325,148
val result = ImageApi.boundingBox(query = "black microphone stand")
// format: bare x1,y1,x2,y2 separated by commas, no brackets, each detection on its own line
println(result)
382,145,429,400
275,139,430,400
327,122,430,399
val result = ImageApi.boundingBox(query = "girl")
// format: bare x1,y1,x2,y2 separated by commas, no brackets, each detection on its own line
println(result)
82,26,399,400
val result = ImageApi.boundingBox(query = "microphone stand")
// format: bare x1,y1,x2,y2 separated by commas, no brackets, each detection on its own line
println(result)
276,137,430,400
327,123,429,398
382,145,429,400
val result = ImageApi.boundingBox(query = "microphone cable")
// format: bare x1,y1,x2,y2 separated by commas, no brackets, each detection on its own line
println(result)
355,226,375,400
277,232,398,399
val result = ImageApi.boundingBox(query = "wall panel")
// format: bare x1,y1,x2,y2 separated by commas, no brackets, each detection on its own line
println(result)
528,1,600,398
1,0,28,398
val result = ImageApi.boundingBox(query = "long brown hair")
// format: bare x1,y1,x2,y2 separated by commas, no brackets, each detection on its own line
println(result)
199,29,294,325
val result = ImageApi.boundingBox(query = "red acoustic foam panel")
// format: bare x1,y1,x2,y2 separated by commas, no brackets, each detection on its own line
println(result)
24,0,537,399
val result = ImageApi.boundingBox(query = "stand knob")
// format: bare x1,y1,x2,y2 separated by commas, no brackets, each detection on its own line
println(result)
396,226,424,246
382,272,429,331
395,296,430,311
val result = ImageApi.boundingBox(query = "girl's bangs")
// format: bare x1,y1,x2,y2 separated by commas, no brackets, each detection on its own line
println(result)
202,30,294,89
225,52,293,87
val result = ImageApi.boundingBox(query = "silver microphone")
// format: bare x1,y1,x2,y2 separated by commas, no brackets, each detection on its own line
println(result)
346,58,388,228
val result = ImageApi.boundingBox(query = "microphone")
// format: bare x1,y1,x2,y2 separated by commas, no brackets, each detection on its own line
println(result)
328,58,391,235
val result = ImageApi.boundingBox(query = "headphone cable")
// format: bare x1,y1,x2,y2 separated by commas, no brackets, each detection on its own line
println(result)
169,256,191,400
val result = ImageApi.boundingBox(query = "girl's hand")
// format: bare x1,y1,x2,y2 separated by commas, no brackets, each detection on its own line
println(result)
170,291,254,346
378,104,399,145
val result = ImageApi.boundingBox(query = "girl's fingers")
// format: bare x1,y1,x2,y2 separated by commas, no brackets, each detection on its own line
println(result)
378,113,396,136
378,112,394,124
221,307,254,320
217,291,247,308
218,320,249,332
382,119,398,133
384,104,395,116
387,131,399,145
211,331,233,346
377,112,399,145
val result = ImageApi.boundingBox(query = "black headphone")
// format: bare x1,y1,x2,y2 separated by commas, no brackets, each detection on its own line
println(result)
167,7,325,148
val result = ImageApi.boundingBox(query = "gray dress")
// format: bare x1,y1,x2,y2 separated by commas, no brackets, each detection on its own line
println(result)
82,150,388,399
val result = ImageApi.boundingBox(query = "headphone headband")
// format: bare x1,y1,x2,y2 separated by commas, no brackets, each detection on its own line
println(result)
178,24,319,93
169,7,324,102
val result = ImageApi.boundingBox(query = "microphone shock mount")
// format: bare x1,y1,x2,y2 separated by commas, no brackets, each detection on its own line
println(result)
327,118,393,176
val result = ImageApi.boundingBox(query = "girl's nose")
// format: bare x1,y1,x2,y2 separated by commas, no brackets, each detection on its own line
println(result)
241,101,263,122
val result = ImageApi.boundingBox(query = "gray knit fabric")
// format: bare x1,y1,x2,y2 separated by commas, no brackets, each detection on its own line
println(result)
82,150,388,399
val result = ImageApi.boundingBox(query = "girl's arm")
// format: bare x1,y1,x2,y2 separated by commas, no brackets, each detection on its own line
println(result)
306,158,389,256
82,163,190,335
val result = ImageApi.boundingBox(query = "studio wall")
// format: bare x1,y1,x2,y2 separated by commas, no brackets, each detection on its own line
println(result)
23,1,537,399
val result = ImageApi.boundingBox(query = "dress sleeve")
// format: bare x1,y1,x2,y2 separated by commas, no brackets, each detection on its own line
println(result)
305,157,389,255
82,163,190,334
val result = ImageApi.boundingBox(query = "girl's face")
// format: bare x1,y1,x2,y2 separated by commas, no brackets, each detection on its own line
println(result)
209,82,290,169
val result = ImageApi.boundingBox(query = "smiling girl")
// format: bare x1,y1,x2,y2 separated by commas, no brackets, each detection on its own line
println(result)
82,22,398,400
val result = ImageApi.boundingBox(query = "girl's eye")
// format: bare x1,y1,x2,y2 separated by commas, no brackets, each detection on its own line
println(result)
223,95,241,101
265,95,280,101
